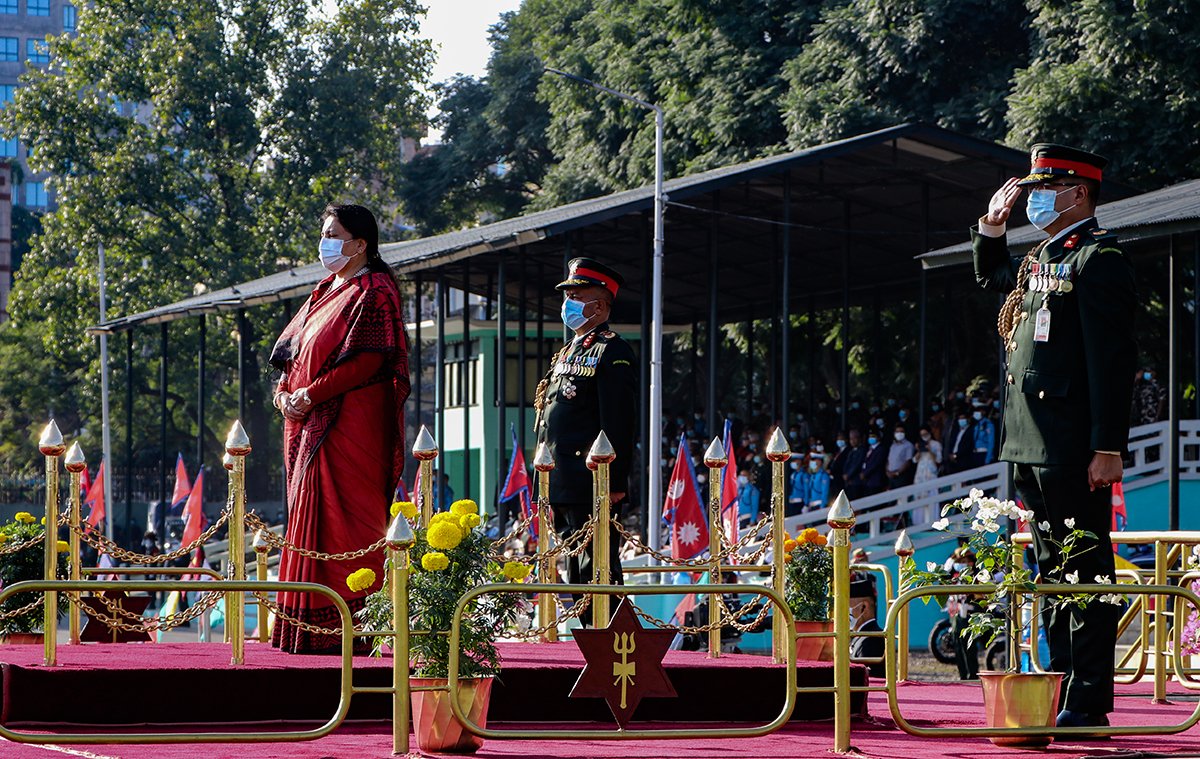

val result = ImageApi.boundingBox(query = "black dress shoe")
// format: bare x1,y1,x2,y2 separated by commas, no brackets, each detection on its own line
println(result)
1056,709,1110,738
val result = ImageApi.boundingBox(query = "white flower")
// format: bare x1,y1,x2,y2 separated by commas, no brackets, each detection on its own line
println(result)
1065,571,1079,584
987,602,1001,612
969,488,985,501
983,520,1001,534
1018,509,1035,523
1095,574,1112,585
975,570,991,583
926,561,938,572
932,518,950,531
1064,518,1076,529
1100,593,1124,605
1038,521,1051,532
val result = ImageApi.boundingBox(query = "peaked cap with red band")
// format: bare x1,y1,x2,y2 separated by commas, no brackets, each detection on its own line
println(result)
1016,143,1108,187
555,257,624,298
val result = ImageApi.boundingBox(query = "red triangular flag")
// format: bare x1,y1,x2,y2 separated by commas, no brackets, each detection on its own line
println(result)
84,461,106,528
721,419,740,553
170,454,191,514
499,426,535,538
1111,480,1127,551
181,469,207,546
664,435,708,560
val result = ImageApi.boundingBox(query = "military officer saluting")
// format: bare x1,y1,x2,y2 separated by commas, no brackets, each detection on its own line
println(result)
535,257,637,611
974,144,1137,731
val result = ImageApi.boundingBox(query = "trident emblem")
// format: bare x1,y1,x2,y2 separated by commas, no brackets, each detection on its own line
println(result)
612,631,637,709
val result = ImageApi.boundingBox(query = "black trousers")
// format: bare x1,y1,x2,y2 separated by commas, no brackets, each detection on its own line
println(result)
554,500,624,626
1014,463,1119,715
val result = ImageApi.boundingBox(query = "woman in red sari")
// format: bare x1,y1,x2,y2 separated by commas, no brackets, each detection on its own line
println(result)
269,204,410,654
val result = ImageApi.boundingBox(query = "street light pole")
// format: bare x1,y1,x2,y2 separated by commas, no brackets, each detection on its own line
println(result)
543,67,667,559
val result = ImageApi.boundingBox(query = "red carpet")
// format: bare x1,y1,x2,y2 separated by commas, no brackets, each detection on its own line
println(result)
0,641,864,725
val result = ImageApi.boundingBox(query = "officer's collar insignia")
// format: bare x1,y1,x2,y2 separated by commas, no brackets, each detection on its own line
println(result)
1064,234,1079,250
1093,228,1108,235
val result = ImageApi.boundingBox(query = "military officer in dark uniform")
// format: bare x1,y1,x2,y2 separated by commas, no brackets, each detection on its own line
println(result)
535,257,637,611
973,144,1137,730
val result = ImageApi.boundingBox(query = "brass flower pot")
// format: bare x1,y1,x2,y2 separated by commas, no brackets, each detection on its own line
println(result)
794,620,835,661
411,676,493,754
979,671,1063,748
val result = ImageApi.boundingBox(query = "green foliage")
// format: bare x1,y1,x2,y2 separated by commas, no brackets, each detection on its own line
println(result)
0,0,432,475
360,509,522,679
783,531,833,621
1007,0,1200,189
0,513,68,634
782,0,1029,147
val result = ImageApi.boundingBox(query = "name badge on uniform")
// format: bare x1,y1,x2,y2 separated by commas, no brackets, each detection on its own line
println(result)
1033,307,1051,342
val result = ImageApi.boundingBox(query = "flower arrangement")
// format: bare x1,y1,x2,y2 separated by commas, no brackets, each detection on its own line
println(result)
783,527,833,622
358,499,524,679
0,511,69,635
909,489,1125,667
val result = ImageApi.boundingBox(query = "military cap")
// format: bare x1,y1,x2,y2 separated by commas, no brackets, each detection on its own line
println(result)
1016,143,1108,186
556,257,624,298
849,578,876,599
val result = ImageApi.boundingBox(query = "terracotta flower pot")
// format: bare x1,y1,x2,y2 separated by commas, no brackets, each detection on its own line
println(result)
411,676,493,754
979,670,1063,748
0,632,44,645
794,620,834,661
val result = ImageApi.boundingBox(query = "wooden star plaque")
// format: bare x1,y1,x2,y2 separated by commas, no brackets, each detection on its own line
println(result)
569,596,677,726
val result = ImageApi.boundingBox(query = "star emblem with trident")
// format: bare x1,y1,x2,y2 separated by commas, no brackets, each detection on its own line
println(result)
613,631,636,709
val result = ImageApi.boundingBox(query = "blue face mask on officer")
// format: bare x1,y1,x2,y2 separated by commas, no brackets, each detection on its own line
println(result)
560,296,597,330
1025,185,1078,230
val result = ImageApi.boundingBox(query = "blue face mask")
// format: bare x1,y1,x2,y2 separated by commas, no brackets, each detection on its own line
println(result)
319,237,352,273
958,419,968,429
867,436,878,446
1025,186,1077,230
560,298,592,330
899,410,908,421
1143,372,1152,381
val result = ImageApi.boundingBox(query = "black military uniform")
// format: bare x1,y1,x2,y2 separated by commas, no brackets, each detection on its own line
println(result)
973,144,1137,720
535,258,637,598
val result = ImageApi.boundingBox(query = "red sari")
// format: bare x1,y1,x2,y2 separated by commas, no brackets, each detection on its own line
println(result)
268,270,410,653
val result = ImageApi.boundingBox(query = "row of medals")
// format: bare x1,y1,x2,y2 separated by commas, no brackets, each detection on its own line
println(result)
1028,262,1073,293
555,357,598,400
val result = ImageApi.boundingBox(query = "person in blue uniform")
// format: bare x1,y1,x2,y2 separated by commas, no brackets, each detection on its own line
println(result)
534,258,637,618
973,144,1137,730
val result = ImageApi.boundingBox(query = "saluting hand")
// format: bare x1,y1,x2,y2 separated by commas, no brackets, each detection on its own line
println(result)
984,177,1024,226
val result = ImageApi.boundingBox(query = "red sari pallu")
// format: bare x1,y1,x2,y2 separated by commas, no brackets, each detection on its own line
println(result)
268,271,410,653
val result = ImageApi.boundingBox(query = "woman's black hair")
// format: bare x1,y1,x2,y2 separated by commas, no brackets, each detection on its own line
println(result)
322,203,403,294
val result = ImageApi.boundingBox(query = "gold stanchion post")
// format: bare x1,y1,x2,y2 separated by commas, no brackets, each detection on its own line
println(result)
828,491,856,754
38,421,65,666
386,514,415,755
412,426,438,528
63,442,86,646
1154,538,1168,703
588,431,616,628
765,428,790,664
702,437,727,659
533,443,558,642
894,529,914,682
225,420,251,666
253,529,270,643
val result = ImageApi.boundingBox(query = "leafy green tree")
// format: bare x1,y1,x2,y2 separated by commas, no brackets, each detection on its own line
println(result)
1006,0,1200,188
0,0,432,483
781,0,1030,148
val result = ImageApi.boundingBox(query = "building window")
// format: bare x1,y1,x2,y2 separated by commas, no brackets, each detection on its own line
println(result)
24,182,47,208
0,0,16,15
26,39,48,64
0,138,16,158
0,38,17,62
63,4,76,31
27,0,49,16
0,85,14,105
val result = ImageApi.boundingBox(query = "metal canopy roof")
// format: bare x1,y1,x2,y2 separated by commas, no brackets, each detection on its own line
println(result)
90,123,1058,334
919,178,1200,270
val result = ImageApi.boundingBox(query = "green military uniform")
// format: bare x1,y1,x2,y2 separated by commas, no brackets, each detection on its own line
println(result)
534,258,637,603
973,144,1137,719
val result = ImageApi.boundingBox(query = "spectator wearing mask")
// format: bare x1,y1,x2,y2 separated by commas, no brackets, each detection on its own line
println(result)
946,412,975,474
800,455,832,511
847,398,867,432
857,430,888,496
913,425,943,495
885,424,916,489
828,431,851,496
928,399,947,442
840,429,868,499
737,467,761,523
896,405,916,438
787,458,805,515
971,405,996,467
1131,368,1166,426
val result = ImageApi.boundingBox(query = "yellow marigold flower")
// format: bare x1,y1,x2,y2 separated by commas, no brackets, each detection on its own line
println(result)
0,533,8,545
15,512,34,524
346,568,376,592
426,521,463,551
783,538,797,554
812,534,828,547
459,513,482,531
391,501,418,520
422,551,450,571
450,499,478,517
802,527,820,542
502,561,532,581
56,540,69,553
40,516,46,525
429,511,454,525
